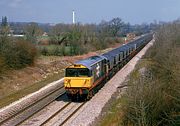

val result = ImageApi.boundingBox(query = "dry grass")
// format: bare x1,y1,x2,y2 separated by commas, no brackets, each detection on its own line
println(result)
97,22,180,126
121,23,180,126
0,71,64,108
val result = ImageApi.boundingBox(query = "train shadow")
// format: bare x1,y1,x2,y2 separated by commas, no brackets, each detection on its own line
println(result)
55,93,70,102
55,93,85,103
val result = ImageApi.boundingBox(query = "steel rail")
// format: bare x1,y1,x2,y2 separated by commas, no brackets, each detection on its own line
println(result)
59,102,86,126
40,102,72,126
0,85,65,126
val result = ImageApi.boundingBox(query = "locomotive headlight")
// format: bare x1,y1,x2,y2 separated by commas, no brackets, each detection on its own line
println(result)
65,79,70,83
85,79,90,83
84,79,89,84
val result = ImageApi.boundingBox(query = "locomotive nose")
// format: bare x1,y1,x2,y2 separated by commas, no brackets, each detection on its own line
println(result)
64,77,92,88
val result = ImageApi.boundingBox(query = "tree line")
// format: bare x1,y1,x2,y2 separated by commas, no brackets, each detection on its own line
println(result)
0,17,37,71
0,16,158,71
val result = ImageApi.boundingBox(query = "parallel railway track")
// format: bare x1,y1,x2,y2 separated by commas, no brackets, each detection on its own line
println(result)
0,83,65,126
39,102,72,126
0,89,86,126
15,99,86,126
59,102,86,126
39,102,86,126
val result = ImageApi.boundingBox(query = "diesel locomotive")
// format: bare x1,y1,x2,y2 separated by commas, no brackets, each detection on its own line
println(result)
64,33,153,100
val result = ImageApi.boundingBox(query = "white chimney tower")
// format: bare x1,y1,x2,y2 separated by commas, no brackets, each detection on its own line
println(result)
72,10,75,24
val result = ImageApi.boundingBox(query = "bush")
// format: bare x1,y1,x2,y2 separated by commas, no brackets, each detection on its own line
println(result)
69,44,87,56
38,44,87,56
41,47,49,56
61,45,66,56
0,57,6,73
0,38,37,70
53,47,62,56
121,23,180,126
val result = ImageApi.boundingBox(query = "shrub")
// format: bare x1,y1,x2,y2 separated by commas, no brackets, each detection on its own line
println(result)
61,45,66,56
41,47,49,56
0,56,6,73
53,47,62,56
121,23,180,126
1,38,37,69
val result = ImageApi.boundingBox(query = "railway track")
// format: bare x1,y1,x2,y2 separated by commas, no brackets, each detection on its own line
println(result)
0,79,65,126
0,82,86,126
13,97,86,126
39,102,86,126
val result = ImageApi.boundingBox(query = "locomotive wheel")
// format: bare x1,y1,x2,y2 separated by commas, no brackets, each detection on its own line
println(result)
86,90,94,100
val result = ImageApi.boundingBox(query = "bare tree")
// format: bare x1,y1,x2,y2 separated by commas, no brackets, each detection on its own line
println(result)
24,22,43,44
49,23,70,45
109,17,124,37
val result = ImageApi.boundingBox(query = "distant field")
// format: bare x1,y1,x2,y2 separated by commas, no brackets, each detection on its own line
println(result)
37,45,71,56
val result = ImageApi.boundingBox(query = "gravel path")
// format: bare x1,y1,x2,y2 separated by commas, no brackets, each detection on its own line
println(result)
65,39,155,126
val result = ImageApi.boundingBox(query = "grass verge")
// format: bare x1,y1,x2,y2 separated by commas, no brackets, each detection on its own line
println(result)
0,71,64,108
97,22,180,126
96,95,124,126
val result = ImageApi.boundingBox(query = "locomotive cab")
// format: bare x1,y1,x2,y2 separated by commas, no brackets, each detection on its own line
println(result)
64,65,93,88
64,55,106,98
64,64,94,95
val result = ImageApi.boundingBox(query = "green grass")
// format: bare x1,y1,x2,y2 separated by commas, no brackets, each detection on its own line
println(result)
39,45,61,49
97,98,124,126
38,45,72,56
37,36,49,40
0,71,64,108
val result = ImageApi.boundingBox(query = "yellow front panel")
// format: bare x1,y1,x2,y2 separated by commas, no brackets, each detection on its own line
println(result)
64,77,93,88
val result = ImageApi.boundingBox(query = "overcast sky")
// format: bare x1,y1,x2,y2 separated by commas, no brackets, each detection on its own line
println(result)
0,0,180,24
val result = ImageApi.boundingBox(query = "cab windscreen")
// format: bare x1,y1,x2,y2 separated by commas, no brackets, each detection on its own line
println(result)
65,68,91,77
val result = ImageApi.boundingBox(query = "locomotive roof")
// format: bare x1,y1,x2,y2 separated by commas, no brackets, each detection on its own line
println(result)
75,55,105,69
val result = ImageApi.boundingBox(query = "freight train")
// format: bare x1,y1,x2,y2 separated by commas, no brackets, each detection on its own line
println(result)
64,33,153,100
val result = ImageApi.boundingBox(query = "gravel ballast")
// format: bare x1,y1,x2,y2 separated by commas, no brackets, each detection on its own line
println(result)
65,39,155,126
0,78,64,125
